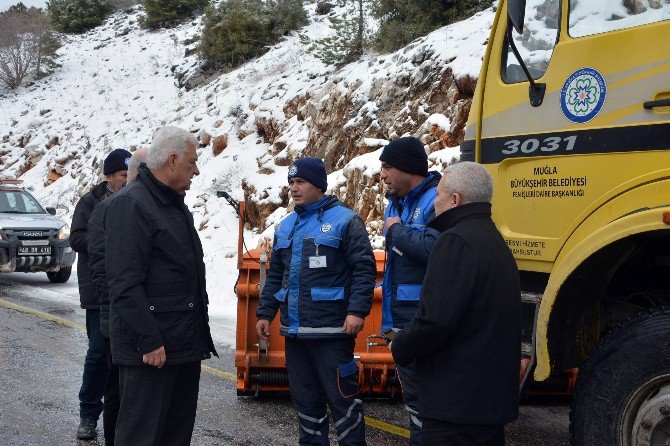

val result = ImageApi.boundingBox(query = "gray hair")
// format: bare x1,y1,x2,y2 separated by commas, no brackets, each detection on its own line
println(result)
146,126,198,169
441,161,493,203
127,147,148,182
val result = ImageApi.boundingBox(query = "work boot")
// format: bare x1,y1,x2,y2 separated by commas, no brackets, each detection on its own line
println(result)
76,418,97,440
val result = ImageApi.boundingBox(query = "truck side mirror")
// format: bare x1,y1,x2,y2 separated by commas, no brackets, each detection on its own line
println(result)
46,207,56,215
508,0,527,34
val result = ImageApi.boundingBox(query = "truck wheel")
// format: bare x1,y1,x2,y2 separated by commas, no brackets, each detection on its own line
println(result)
570,306,670,446
47,266,71,283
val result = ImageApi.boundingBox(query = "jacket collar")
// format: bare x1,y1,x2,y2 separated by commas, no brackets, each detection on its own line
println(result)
137,163,184,205
427,202,492,232
388,170,442,206
92,181,110,200
295,195,340,217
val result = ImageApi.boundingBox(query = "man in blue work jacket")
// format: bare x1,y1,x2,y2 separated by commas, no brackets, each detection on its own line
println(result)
379,136,441,446
256,157,376,446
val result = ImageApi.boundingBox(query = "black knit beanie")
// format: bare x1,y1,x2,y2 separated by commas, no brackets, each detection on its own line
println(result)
288,157,328,192
379,136,428,177
103,148,132,175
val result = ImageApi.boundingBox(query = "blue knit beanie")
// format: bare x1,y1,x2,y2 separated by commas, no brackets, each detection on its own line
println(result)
103,148,132,175
288,157,328,192
379,136,428,177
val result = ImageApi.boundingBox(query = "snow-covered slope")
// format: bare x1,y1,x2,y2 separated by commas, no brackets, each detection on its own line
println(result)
0,2,495,344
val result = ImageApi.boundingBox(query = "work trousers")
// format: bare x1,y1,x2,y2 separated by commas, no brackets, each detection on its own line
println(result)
79,309,109,421
397,361,422,445
421,419,505,446
115,362,201,446
285,337,366,446
103,351,120,446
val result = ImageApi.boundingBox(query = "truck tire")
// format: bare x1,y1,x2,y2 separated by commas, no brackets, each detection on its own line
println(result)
570,306,670,446
47,266,71,283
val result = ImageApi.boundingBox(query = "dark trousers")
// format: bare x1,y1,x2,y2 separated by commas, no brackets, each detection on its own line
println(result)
397,361,422,446
79,309,110,421
421,419,505,446
285,337,366,446
115,362,201,446
103,351,120,446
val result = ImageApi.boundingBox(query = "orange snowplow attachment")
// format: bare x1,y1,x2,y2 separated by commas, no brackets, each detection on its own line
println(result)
235,247,397,396
234,203,398,396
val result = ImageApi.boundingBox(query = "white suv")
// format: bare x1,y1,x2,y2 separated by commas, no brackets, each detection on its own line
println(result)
0,179,75,283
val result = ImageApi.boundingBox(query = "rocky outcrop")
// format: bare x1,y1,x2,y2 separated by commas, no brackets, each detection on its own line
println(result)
246,33,479,230
242,179,289,230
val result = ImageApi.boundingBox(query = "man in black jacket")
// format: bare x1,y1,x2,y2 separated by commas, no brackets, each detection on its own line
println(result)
391,161,521,446
105,127,216,445
87,147,147,446
71,148,131,440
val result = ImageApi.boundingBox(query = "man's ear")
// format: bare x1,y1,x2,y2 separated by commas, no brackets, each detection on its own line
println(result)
452,192,462,207
167,152,178,169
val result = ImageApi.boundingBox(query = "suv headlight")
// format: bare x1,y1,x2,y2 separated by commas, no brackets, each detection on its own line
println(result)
57,225,70,240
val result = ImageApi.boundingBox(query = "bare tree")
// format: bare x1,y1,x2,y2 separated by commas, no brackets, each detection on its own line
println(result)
0,4,60,89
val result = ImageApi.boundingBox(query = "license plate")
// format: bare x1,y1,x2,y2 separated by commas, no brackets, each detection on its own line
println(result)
18,246,51,256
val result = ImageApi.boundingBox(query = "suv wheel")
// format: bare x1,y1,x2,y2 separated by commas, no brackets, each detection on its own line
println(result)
47,266,71,283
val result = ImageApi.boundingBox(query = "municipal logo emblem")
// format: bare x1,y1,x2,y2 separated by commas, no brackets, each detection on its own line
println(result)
560,67,606,123
321,223,332,233
412,207,421,222
288,165,298,177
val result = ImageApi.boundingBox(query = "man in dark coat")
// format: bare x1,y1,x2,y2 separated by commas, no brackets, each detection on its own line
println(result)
105,127,216,445
378,136,441,445
87,147,147,446
256,157,376,446
71,148,131,440
391,161,521,446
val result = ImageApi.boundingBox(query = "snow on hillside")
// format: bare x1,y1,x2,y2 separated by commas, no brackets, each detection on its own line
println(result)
0,3,495,345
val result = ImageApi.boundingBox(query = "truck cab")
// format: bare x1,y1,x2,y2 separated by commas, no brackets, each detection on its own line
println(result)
0,179,75,283
461,0,670,444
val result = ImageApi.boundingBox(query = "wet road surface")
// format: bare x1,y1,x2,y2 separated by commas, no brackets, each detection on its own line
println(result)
0,272,570,445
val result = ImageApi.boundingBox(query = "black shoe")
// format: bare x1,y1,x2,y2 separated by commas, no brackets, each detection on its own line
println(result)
76,418,97,440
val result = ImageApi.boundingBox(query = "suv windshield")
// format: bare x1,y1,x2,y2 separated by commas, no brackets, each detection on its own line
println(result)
0,190,45,214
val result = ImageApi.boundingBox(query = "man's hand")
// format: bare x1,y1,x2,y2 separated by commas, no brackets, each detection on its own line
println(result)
342,315,365,335
143,346,166,368
385,216,401,231
256,319,271,340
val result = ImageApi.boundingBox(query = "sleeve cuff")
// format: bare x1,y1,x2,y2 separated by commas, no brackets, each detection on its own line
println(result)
138,336,164,355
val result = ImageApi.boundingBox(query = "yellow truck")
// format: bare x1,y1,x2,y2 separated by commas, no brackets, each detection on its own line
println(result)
460,0,670,444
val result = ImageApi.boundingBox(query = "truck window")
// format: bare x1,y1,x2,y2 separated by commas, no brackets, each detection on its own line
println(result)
569,0,670,38
503,0,560,83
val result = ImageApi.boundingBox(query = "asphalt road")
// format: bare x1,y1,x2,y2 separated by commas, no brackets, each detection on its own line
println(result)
0,272,571,445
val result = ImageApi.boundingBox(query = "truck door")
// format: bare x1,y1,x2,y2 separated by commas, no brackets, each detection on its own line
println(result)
477,0,670,273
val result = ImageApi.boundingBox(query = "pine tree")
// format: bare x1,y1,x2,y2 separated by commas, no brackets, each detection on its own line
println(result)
199,0,307,68
306,0,368,66
371,0,493,53
140,0,210,29
48,0,113,33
